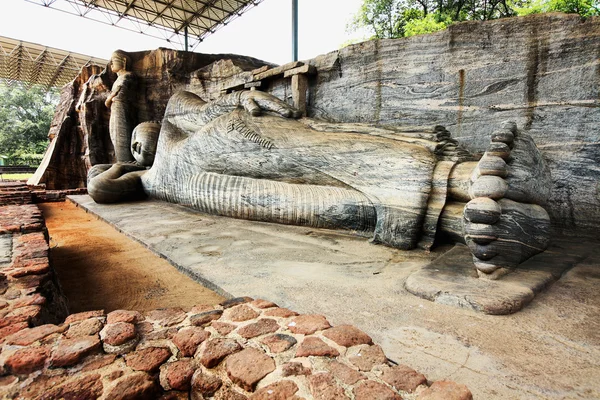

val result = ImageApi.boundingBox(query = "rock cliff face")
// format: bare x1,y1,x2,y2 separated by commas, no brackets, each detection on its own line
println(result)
299,13,599,238
34,13,599,238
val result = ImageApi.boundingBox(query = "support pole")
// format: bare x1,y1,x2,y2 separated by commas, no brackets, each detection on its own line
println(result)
184,25,189,52
292,0,298,62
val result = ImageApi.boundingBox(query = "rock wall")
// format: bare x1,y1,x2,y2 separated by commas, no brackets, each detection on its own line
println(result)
35,13,599,237
298,13,598,238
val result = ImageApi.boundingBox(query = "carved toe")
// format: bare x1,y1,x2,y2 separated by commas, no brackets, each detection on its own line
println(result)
464,197,501,224
463,121,551,279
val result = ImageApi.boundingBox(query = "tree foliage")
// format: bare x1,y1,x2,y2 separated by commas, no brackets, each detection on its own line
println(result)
349,0,598,40
0,83,59,165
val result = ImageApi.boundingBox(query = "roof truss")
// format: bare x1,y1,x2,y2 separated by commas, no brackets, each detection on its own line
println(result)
26,0,265,50
0,36,108,89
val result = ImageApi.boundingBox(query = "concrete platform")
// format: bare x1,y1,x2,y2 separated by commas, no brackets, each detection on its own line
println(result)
405,243,588,315
67,195,600,399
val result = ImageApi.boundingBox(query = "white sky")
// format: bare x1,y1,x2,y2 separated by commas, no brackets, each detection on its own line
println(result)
0,0,367,65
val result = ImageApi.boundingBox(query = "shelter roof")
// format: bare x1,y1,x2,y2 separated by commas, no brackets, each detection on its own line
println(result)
27,0,265,50
0,36,108,89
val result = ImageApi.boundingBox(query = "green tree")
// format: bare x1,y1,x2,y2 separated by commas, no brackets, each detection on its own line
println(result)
515,0,599,16
0,83,59,165
348,0,596,41
405,14,449,36
348,0,408,39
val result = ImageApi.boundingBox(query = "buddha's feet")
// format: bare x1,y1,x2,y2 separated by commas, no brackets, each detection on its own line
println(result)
463,122,551,279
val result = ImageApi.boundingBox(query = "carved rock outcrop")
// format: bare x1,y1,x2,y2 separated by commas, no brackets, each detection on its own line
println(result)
35,13,599,238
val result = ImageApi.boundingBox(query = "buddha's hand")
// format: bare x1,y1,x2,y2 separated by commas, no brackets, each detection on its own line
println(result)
240,90,302,118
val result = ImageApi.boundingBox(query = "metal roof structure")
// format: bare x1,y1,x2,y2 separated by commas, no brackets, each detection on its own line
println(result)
0,36,108,89
27,0,265,50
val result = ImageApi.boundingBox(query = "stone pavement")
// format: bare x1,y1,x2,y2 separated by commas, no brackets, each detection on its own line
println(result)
69,195,600,399
0,201,472,399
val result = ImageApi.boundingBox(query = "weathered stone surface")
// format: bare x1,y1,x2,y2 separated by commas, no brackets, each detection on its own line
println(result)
17,373,68,400
5,324,66,346
354,380,402,400
211,321,237,335
251,299,278,309
80,354,118,372
416,380,473,400
12,274,50,290
281,361,312,377
5,346,49,374
190,309,223,326
126,346,172,372
198,338,243,368
11,293,46,308
226,348,275,391
220,296,254,309
136,321,154,336
214,387,249,400
64,310,104,324
172,326,210,357
50,336,101,367
260,334,297,353
191,369,222,397
8,259,50,278
144,327,178,341
322,325,373,348
1,305,41,326
405,243,581,314
107,309,142,324
307,372,348,399
107,369,125,381
38,373,103,400
145,307,186,326
263,308,298,318
237,318,280,339
65,318,103,338
100,322,137,346
349,345,388,372
159,392,189,400
224,304,260,322
381,364,428,393
0,321,28,342
103,371,159,400
287,314,331,335
296,337,340,358
326,361,366,385
160,360,196,391
250,380,299,399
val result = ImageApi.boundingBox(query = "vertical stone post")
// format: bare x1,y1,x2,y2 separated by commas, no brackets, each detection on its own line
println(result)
291,74,308,116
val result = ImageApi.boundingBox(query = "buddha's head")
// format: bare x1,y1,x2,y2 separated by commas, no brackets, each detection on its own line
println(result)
110,50,131,73
131,121,161,166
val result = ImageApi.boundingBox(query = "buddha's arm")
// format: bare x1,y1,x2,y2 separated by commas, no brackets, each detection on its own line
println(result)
163,90,301,140
88,163,147,204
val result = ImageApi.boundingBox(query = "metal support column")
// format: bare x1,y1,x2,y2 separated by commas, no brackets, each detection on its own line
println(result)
184,26,189,52
292,0,298,61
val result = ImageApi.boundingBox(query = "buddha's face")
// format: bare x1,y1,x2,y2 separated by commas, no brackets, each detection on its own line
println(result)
110,51,129,73
131,122,161,166
111,58,125,73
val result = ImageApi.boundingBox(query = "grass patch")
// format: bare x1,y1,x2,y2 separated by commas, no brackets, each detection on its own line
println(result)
1,173,33,181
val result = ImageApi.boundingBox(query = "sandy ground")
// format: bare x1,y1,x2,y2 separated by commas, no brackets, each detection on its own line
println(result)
39,201,225,313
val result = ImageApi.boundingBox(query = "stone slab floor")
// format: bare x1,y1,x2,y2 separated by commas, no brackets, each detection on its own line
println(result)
69,195,600,400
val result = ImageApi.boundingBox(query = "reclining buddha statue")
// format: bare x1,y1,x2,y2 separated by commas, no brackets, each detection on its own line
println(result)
88,85,551,280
